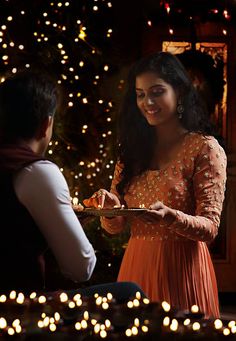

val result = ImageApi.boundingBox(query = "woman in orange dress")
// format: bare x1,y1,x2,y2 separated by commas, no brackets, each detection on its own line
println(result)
84,52,227,318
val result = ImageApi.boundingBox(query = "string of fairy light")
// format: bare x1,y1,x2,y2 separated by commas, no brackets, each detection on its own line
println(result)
0,290,235,338
145,0,232,37
34,0,116,198
0,0,119,201
0,9,28,78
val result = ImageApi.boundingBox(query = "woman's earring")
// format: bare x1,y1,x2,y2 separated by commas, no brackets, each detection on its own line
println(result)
177,102,184,119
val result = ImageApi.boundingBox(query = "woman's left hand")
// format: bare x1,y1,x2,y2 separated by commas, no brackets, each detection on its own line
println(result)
139,201,176,225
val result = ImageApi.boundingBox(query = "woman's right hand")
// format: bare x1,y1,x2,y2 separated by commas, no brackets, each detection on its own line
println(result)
83,189,121,209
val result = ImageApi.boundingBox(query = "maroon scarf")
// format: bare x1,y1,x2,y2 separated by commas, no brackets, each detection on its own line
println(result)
0,143,45,173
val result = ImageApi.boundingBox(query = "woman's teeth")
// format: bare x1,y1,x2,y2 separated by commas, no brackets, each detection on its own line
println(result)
146,109,159,114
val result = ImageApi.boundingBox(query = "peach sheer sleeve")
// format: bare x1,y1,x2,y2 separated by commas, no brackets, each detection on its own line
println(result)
169,137,227,242
100,162,127,234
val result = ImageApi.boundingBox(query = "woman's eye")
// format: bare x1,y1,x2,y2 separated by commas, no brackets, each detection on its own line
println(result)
136,93,144,99
152,89,164,96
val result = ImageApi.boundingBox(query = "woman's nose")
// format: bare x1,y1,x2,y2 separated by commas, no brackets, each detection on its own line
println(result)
144,96,155,106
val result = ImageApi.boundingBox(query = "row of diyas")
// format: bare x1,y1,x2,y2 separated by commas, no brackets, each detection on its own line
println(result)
0,290,235,339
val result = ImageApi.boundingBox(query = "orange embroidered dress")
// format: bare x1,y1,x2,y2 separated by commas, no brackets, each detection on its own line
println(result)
101,133,227,318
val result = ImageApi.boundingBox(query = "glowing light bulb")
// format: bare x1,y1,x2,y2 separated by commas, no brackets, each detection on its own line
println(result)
162,301,171,312
191,305,199,313
38,295,46,304
192,322,201,331
79,30,86,40
0,317,7,329
184,318,191,326
170,319,178,331
69,301,75,308
163,316,170,326
223,328,230,336
60,293,68,302
10,291,16,299
214,319,223,329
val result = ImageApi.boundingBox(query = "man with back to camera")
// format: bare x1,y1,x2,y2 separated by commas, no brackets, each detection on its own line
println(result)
0,70,144,300
0,71,97,292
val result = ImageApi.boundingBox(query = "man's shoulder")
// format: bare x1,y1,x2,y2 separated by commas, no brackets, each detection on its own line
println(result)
14,159,69,204
15,159,65,188
24,159,60,174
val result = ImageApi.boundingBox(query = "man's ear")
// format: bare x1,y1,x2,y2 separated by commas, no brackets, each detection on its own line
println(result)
36,117,52,139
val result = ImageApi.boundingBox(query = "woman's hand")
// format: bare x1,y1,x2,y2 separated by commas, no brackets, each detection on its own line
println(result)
139,201,176,225
83,189,121,209
72,203,84,212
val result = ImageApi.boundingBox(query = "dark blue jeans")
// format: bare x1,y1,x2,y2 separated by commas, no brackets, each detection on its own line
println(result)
68,282,147,303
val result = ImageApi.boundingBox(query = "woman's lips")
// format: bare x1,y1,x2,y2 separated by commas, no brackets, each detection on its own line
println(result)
145,109,160,115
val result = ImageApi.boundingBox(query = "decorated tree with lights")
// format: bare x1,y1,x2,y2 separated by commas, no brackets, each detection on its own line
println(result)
0,0,119,201
0,0,128,285
33,0,119,202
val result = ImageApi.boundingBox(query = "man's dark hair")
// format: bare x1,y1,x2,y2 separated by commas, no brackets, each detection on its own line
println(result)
0,70,59,142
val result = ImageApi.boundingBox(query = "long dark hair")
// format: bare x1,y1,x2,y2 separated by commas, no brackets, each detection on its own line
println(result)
116,51,215,196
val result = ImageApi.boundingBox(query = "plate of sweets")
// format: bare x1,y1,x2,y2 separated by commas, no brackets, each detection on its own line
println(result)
73,204,148,218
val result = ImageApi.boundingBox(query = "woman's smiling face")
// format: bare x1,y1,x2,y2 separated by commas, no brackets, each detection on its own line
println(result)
135,71,179,127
